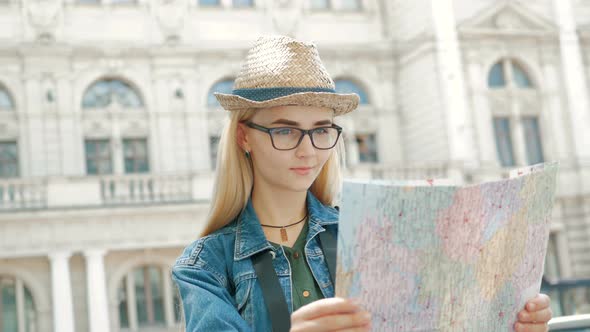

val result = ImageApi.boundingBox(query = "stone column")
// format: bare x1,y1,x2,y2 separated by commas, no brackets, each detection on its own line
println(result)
84,249,111,332
431,0,476,169
553,0,590,162
126,272,139,330
540,60,571,163
162,267,176,327
16,279,25,332
48,251,75,332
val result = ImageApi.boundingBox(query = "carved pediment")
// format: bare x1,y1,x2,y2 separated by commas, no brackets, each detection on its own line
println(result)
459,1,557,37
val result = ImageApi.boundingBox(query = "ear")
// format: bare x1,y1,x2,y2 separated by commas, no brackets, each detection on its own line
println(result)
236,123,251,152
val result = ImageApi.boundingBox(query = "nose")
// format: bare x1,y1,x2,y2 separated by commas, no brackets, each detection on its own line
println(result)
295,132,316,158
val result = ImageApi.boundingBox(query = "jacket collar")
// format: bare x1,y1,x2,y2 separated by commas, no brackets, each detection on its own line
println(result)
233,191,339,261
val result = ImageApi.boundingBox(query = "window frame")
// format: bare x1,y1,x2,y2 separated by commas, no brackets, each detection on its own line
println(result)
0,141,19,178
122,138,150,174
84,139,113,175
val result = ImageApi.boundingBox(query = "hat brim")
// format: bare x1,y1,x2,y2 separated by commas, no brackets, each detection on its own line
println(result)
214,91,359,116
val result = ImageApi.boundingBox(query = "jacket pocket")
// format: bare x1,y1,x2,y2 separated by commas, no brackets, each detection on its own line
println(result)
234,274,255,324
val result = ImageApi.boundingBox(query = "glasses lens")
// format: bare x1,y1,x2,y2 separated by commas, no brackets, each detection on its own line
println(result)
270,128,303,150
311,127,339,149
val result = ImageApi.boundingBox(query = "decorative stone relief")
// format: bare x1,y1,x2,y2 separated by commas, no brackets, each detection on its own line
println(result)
268,0,302,36
41,74,57,109
27,0,62,42
170,76,186,110
154,0,188,44
494,10,521,30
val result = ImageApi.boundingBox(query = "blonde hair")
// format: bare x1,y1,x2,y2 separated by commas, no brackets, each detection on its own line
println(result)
200,108,345,236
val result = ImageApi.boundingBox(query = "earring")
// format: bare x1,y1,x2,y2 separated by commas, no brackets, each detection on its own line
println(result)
245,150,251,159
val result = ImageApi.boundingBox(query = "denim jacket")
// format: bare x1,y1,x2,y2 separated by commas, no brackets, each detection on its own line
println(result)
172,191,339,331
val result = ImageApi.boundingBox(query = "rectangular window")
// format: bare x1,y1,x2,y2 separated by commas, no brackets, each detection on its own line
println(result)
0,141,18,178
522,117,544,165
341,0,361,10
1,278,17,332
310,0,330,9
199,0,220,6
233,0,253,7
209,136,220,170
118,278,129,328
544,233,560,280
123,138,150,173
85,139,113,175
356,133,378,163
492,117,515,167
135,267,165,326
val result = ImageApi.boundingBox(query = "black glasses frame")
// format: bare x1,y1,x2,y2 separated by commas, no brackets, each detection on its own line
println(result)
244,121,343,151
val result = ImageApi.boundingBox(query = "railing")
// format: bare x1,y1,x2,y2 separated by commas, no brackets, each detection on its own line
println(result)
100,173,194,205
542,277,590,317
0,178,47,210
0,161,587,210
549,314,590,331
0,172,211,211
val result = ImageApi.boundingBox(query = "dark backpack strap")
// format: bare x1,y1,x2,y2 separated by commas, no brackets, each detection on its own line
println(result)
319,229,337,286
318,205,339,286
251,250,291,332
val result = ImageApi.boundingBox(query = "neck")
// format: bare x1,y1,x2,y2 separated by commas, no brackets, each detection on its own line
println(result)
251,185,308,228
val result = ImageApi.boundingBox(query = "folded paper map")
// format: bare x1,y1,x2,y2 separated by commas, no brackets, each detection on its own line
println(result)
336,162,558,331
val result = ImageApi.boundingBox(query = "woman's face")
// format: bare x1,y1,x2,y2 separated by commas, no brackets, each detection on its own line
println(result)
239,105,336,193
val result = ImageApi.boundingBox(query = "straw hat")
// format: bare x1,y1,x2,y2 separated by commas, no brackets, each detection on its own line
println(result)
214,35,359,116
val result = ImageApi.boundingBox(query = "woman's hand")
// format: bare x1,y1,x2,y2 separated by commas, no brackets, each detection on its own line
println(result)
514,294,552,332
290,297,371,332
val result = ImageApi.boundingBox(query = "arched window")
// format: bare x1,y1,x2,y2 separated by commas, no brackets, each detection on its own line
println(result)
117,265,181,329
487,59,534,89
0,275,37,332
487,59,543,167
487,62,506,88
512,62,533,88
207,79,234,107
82,79,144,109
334,79,369,104
0,85,15,110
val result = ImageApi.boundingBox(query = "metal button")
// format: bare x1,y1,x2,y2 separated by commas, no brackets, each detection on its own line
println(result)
303,290,310,298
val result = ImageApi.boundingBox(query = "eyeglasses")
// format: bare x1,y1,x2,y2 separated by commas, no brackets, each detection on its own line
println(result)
244,121,343,151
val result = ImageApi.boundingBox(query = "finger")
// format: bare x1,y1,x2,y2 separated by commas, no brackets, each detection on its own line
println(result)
525,294,551,311
309,310,371,331
292,298,361,321
514,321,548,332
518,307,552,324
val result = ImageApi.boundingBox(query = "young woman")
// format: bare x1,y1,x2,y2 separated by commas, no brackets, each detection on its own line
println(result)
172,35,553,332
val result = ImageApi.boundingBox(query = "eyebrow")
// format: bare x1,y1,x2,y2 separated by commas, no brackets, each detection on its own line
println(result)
270,119,333,126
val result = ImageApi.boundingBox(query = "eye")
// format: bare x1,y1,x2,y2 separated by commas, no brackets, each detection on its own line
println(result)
273,128,293,136
314,127,329,135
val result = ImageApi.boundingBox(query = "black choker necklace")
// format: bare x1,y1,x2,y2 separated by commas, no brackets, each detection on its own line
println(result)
260,212,308,242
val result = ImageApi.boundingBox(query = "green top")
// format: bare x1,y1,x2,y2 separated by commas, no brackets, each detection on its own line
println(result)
270,221,325,312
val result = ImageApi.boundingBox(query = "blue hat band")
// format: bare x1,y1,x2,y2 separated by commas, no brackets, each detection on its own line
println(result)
232,87,336,102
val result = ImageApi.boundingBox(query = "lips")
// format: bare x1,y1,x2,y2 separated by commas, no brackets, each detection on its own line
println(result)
290,166,314,175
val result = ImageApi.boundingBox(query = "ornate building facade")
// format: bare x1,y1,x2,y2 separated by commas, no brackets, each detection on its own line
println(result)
0,0,589,331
